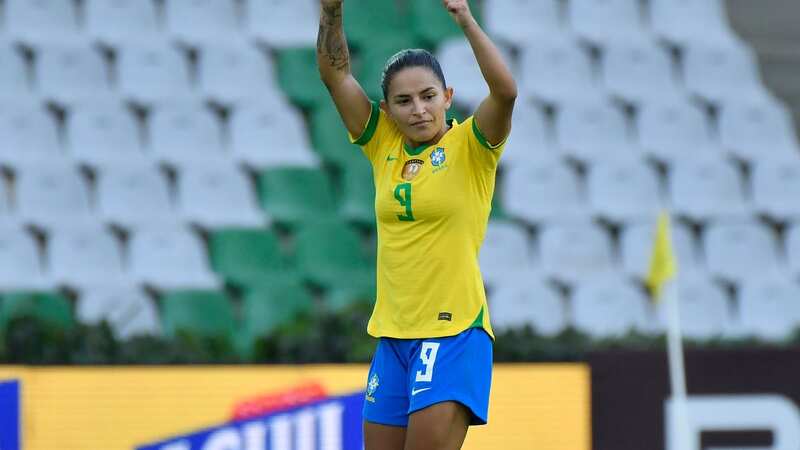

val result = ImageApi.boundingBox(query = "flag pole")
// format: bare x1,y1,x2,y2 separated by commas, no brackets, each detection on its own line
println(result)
664,278,692,450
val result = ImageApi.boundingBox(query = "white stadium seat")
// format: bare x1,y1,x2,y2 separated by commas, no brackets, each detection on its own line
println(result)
519,36,598,103
165,0,240,46
177,163,266,229
786,224,800,278
719,99,800,163
67,102,147,166
636,100,721,164
502,160,587,224
668,159,750,222
96,163,176,229
752,160,800,222
703,221,783,282
118,44,193,105
572,277,650,338
479,220,537,288
737,277,800,341
0,225,50,290
47,226,128,289
0,44,30,100
16,163,94,230
556,100,637,163
684,42,768,104
540,221,614,284
129,226,220,290
36,44,111,104
0,104,63,166
149,103,226,166
77,286,162,340
654,275,732,339
85,0,160,46
620,220,698,279
602,40,681,104
5,0,79,45
484,0,561,47
650,0,738,45
437,38,514,111
245,0,318,48
587,160,663,223
489,277,566,335
198,44,283,106
500,100,556,166
568,0,646,45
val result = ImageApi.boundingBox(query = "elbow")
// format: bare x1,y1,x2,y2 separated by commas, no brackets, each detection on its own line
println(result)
492,84,518,104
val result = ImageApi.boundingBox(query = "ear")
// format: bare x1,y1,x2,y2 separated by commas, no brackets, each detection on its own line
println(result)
444,87,454,110
379,99,395,123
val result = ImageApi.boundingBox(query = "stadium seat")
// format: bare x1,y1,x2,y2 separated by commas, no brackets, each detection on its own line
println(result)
208,227,294,288
36,44,111,105
355,37,418,101
4,0,79,45
654,275,732,339
409,0,483,46
343,0,412,51
67,102,147,166
601,40,681,104
0,291,74,332
500,100,556,167
165,0,239,46
340,159,376,226
587,160,663,223
117,43,193,105
519,36,598,103
539,221,614,284
160,290,235,342
257,167,338,227
737,277,800,341
484,0,561,48
479,220,537,289
245,0,318,48
96,163,176,229
683,42,768,104
310,102,364,169
567,0,646,45
276,48,330,109
719,98,800,163
294,219,375,291
325,284,375,313
15,163,94,230
650,0,738,46
784,224,800,278
636,100,721,164
77,286,162,340
197,44,283,106
555,100,638,163
0,225,49,290
703,221,783,282
148,103,226,166
572,277,650,338
130,226,220,290
0,44,30,100
502,160,587,224
752,160,800,222
237,280,314,359
0,180,13,225
0,104,63,166
177,162,266,229
668,159,750,222
229,102,319,170
620,220,698,279
85,0,160,46
489,276,566,335
47,226,128,289
436,38,514,111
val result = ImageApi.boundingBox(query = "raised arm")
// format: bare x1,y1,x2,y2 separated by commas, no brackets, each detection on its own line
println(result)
445,0,517,146
316,0,372,139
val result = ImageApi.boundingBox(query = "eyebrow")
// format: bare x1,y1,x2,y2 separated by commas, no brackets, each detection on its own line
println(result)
392,87,438,100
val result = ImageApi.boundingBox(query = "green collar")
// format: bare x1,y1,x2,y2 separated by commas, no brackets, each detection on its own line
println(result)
403,118,456,157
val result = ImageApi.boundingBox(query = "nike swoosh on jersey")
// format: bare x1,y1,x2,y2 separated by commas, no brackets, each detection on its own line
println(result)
411,387,431,396
386,155,398,161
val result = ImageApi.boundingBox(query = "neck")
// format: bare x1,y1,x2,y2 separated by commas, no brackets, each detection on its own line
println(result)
404,121,452,150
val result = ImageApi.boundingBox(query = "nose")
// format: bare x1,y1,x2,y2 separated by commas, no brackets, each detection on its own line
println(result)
411,97,425,116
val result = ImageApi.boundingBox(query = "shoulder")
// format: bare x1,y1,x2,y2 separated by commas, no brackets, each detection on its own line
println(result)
448,116,505,151
351,101,401,147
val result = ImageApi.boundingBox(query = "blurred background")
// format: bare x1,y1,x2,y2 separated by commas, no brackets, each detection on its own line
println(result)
0,0,798,449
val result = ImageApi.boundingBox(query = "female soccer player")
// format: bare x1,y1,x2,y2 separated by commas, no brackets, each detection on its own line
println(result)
317,0,516,448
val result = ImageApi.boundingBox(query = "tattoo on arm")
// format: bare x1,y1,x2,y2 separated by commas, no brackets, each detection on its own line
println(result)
317,4,349,73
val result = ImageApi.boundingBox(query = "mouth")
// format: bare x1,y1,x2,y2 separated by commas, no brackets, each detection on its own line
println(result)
410,120,431,128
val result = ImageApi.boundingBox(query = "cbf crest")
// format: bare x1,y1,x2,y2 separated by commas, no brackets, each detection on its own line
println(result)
365,373,379,403
430,147,446,166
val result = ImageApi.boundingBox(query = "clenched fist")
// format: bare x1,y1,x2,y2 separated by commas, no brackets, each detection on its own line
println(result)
443,0,474,27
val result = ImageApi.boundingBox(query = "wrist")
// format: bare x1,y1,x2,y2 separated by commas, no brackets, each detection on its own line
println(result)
457,15,478,31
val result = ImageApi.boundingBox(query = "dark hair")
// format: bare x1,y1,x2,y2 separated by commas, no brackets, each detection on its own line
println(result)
380,49,447,101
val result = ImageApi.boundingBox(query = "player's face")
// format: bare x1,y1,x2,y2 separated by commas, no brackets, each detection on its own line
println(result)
382,66,453,146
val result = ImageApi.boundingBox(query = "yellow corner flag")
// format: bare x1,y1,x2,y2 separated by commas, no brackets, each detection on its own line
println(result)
645,211,678,301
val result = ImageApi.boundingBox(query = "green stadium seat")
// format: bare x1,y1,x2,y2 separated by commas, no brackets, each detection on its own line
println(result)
160,290,235,342
276,47,329,109
235,280,314,360
309,102,363,168
325,285,375,313
257,167,338,227
343,0,411,51
355,36,419,101
0,291,74,331
340,159,376,226
208,228,297,288
409,0,483,46
294,219,375,291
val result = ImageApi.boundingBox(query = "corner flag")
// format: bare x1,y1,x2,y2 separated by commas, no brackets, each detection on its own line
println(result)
645,211,677,301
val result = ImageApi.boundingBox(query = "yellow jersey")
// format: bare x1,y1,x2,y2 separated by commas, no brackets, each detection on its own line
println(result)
351,101,506,339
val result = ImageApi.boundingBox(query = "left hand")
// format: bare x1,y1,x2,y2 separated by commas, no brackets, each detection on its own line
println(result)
443,0,474,27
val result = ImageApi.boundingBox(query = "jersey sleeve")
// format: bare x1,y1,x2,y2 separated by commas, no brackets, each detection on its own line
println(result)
463,116,508,171
348,100,389,166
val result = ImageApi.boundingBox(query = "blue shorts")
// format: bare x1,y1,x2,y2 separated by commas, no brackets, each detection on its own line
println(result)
362,327,493,427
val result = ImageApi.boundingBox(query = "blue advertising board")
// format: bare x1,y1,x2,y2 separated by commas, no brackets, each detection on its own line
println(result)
137,392,364,450
0,380,20,450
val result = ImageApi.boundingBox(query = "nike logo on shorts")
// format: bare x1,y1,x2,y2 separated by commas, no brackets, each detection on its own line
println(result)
411,387,431,396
